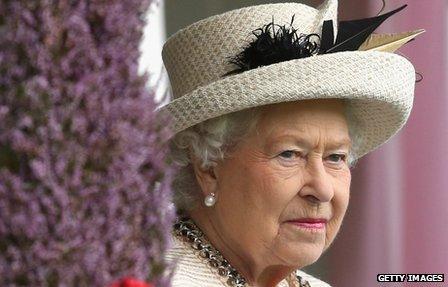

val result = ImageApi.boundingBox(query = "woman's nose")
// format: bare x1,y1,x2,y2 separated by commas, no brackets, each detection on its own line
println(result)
299,157,334,203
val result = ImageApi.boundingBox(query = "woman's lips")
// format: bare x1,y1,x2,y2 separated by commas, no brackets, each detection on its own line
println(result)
285,218,327,230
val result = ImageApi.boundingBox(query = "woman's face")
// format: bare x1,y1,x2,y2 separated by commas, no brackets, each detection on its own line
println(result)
210,99,352,269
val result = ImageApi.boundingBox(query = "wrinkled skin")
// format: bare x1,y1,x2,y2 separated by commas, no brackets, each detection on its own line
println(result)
190,99,352,287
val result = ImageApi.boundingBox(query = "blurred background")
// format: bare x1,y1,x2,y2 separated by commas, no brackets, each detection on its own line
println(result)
140,0,448,286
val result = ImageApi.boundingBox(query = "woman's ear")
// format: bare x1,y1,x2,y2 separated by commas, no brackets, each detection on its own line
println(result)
191,156,218,197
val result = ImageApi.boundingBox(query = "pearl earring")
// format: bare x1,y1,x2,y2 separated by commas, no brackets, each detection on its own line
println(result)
204,193,217,207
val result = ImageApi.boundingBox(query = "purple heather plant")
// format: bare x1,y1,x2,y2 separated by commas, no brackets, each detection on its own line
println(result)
0,0,174,286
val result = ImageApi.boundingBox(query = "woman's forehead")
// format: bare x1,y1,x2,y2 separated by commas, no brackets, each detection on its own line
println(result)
257,100,348,129
247,100,350,147
260,99,346,114
263,132,352,150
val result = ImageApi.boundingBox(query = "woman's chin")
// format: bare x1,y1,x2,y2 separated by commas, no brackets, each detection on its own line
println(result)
292,245,324,266
274,240,325,268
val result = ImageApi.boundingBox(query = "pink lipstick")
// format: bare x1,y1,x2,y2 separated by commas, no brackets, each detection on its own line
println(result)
286,218,327,230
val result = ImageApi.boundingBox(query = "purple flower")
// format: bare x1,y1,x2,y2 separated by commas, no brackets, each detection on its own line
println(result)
0,0,174,286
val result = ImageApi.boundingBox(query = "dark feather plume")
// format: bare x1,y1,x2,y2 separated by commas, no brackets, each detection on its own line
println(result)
319,4,407,53
320,20,335,54
224,5,409,77
223,15,320,76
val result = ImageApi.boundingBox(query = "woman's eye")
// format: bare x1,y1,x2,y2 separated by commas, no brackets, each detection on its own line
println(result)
327,154,346,164
278,150,300,159
278,151,346,164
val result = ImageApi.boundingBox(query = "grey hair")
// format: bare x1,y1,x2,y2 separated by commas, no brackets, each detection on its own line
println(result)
168,102,361,212
168,107,261,212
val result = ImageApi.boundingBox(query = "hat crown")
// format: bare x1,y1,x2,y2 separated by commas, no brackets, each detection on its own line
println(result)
162,0,338,99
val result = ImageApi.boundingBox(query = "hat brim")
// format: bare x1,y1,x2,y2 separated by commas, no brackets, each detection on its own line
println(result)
158,51,415,159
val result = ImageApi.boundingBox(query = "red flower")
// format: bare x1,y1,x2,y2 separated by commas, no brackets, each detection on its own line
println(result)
109,277,154,287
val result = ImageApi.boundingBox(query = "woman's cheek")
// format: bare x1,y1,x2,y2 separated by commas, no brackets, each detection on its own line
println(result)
242,165,297,227
325,217,342,248
325,196,349,248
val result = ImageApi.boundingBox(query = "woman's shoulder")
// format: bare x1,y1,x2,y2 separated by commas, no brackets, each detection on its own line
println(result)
165,235,226,287
165,235,332,287
295,270,332,287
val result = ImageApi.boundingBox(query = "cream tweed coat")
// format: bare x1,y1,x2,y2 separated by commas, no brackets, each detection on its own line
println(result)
165,235,332,287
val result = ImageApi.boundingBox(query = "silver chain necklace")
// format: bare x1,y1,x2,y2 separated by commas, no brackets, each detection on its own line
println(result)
173,217,311,287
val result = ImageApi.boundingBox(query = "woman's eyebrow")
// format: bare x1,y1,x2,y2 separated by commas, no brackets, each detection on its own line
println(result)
327,138,352,149
269,134,352,150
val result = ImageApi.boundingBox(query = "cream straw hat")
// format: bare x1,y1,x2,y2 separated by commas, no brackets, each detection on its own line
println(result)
158,0,424,159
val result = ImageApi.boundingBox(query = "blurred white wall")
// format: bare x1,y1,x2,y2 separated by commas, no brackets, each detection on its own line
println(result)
138,0,170,106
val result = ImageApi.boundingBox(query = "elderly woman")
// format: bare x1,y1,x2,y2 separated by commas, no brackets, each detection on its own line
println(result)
160,0,422,286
